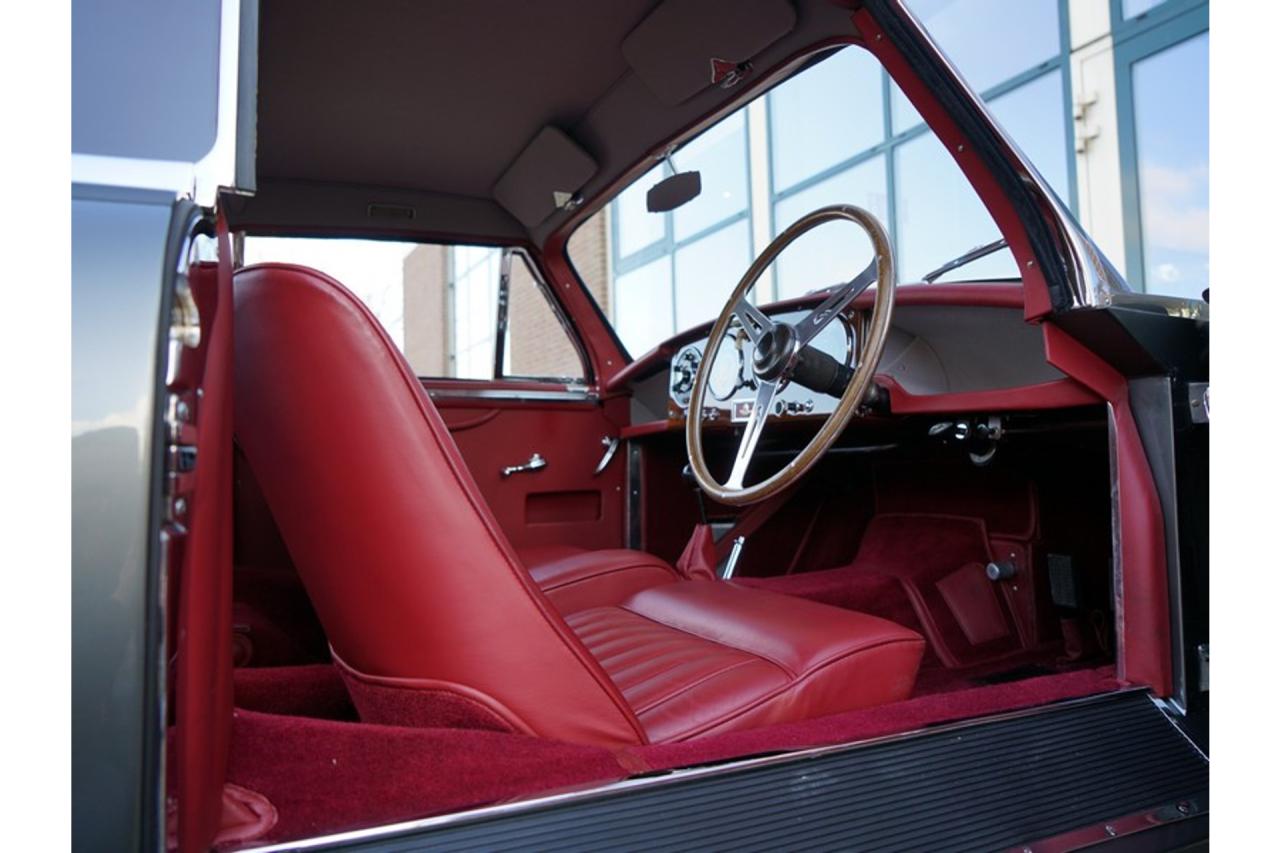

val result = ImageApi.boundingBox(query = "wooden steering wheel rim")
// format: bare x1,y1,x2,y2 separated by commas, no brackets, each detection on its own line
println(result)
685,204,897,506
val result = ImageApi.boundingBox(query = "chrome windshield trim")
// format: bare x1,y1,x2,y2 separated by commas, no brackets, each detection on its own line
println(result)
242,687,1141,852
885,0,1130,311
1103,291,1209,321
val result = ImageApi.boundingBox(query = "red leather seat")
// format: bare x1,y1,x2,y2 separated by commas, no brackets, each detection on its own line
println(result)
517,545,679,613
233,263,924,748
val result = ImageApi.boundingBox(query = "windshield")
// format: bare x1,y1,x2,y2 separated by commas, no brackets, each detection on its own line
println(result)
567,7,1083,359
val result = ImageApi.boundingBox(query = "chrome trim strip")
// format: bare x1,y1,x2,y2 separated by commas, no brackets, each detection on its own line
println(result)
425,387,595,403
1020,793,1206,852
1150,696,1209,762
1107,402,1126,681
242,687,1144,852
626,441,643,549
888,2,1128,310
1106,291,1209,321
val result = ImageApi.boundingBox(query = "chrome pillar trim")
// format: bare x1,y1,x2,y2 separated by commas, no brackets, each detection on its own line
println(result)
627,441,643,550
491,249,512,378
883,1,1130,311
240,689,1148,852
1107,402,1126,682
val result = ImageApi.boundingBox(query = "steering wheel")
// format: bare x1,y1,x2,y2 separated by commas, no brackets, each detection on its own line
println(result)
685,204,897,506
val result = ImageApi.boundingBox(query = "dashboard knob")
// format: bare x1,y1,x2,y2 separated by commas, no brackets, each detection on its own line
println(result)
986,561,1017,581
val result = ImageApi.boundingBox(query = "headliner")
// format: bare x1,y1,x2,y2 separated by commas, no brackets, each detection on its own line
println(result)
258,0,659,199
236,0,861,244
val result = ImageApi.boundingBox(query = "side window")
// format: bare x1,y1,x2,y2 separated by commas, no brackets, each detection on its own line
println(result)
503,251,587,382
242,237,585,382
437,245,585,381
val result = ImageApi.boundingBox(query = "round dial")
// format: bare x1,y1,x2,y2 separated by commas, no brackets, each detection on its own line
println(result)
670,347,701,406
808,314,856,370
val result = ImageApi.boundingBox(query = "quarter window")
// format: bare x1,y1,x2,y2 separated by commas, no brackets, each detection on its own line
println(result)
242,238,584,382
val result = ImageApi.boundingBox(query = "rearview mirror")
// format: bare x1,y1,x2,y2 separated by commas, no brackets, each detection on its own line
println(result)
647,170,702,213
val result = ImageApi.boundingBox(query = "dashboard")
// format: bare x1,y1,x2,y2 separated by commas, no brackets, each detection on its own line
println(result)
632,285,1091,428
668,309,856,424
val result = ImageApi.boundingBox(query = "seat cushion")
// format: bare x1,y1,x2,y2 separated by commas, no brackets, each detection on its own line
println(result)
567,581,925,742
519,546,679,613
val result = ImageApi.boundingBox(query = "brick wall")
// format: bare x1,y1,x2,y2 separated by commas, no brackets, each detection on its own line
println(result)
402,243,449,376
400,208,612,379
567,208,611,316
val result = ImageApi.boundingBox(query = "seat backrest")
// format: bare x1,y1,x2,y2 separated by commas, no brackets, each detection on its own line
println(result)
232,263,645,747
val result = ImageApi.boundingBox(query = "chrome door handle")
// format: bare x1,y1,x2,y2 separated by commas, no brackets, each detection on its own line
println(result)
501,453,546,478
593,436,620,476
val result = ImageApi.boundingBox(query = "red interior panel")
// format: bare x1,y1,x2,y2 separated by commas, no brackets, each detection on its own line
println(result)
427,389,629,552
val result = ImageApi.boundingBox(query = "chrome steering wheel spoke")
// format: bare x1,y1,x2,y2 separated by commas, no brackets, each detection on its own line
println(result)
686,204,894,506
725,379,777,489
733,298,774,345
793,259,878,348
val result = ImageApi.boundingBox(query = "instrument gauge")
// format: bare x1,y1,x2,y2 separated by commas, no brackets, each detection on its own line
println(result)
670,346,701,407
808,313,856,369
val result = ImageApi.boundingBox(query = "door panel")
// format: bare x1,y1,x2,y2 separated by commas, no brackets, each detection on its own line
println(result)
427,385,629,552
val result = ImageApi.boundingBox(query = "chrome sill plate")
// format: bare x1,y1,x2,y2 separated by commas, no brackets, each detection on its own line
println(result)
245,687,1150,852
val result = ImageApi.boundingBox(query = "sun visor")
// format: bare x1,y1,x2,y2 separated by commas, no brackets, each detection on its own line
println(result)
492,127,598,228
622,0,797,105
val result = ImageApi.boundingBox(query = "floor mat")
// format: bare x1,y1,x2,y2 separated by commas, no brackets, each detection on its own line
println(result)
224,710,628,846
226,665,1119,846
739,513,1053,670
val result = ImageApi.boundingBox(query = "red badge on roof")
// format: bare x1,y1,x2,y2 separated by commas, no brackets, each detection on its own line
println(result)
710,58,738,85
710,58,752,89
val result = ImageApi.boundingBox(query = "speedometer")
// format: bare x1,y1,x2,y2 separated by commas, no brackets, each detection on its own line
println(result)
808,314,855,370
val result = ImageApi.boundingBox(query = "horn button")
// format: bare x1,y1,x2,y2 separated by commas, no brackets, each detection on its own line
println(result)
752,322,798,381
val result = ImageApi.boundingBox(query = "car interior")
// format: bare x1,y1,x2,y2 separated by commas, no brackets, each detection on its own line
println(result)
167,1,1162,847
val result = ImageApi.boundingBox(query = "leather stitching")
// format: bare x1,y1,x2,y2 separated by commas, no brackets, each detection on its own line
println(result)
631,659,772,716
671,636,925,741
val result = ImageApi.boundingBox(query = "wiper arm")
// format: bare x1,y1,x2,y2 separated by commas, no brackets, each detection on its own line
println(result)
922,238,1008,283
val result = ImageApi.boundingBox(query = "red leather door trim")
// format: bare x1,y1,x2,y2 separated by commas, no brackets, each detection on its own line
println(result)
171,215,236,852
1043,324,1171,695
426,387,628,551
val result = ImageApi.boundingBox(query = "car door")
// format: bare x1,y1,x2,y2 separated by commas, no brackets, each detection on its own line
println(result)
420,249,628,552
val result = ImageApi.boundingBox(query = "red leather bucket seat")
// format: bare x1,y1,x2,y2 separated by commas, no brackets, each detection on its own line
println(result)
233,263,924,747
